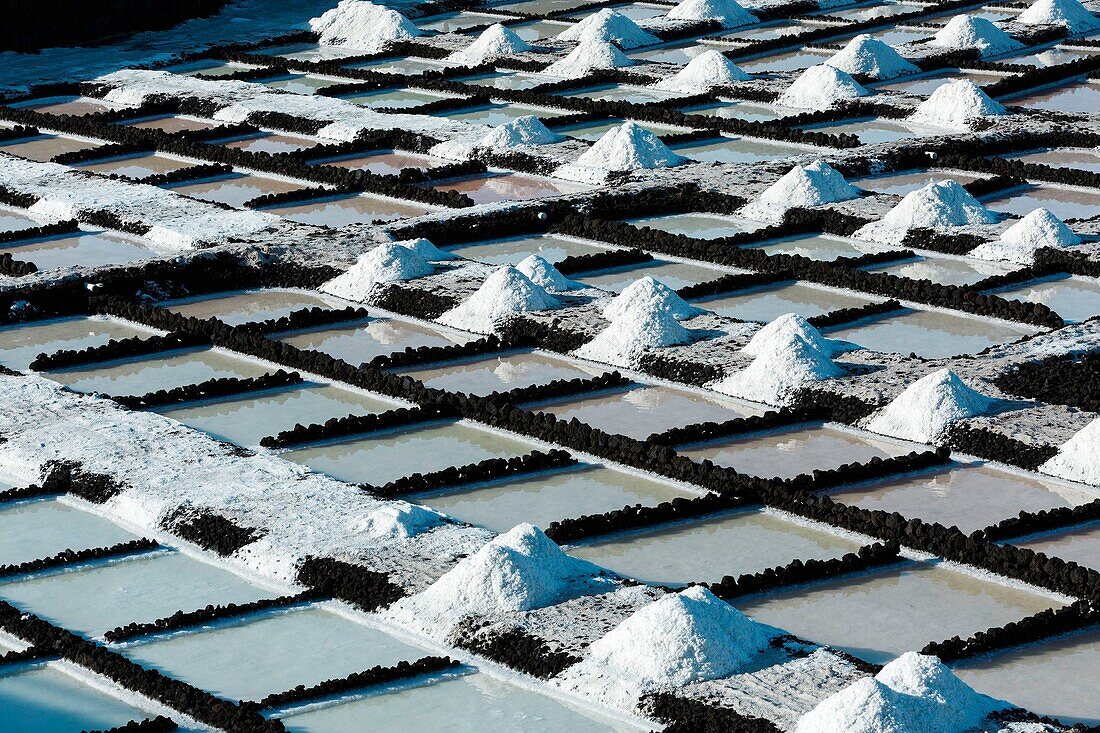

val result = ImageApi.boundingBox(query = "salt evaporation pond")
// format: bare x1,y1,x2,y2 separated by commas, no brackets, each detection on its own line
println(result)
165,173,311,209
865,253,1014,287
220,132,319,155
163,289,337,326
591,1,670,20
439,103,573,127
878,70,1008,95
421,464,697,533
2,231,157,271
281,422,533,487
0,207,42,234
853,169,989,196
575,259,735,292
121,606,427,702
1007,147,1100,174
416,11,518,32
0,316,153,372
277,317,471,364
799,118,939,146
982,184,1100,221
444,233,607,265
507,20,574,42
748,233,891,261
400,351,607,396
1012,521,1100,569
342,88,458,110
685,99,792,124
692,282,875,322
675,136,814,165
321,150,450,176
494,0,598,15
531,384,766,441
719,20,821,42
75,152,198,179
430,172,591,204
1003,45,1099,67
630,42,712,66
1010,79,1100,115
166,59,256,76
827,308,1033,358
826,2,920,21
987,275,1100,323
10,96,115,116
454,70,552,91
627,213,767,240
735,560,1063,664
0,499,137,567
0,133,101,163
0,666,154,733
559,84,683,104
0,550,276,638
267,192,436,226
259,43,376,63
346,57,453,76
556,119,687,142
568,508,865,586
678,424,916,480
125,114,220,134
739,49,834,73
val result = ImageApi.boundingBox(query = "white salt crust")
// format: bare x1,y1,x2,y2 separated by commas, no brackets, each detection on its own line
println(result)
320,241,435,301
710,327,844,405
446,23,533,66
1017,0,1100,31
516,254,581,291
929,15,1024,57
542,38,635,78
855,179,999,244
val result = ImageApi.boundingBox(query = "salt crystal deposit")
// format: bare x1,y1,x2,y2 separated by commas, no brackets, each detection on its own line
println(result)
445,24,533,66
542,39,634,78
320,243,434,301
438,266,560,333
929,15,1023,56
865,368,997,444
397,237,459,261
603,276,703,321
970,208,1081,265
711,329,844,405
743,313,844,358
573,121,687,172
740,161,860,222
556,8,659,49
653,50,752,93
666,0,758,27
1040,417,1100,486
308,0,419,52
1017,0,1100,32
826,34,919,80
477,115,564,148
516,255,581,291
574,297,692,367
910,79,1007,129
776,64,870,111
855,180,999,243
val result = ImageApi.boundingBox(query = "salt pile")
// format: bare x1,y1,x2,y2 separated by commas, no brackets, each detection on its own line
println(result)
308,0,419,52
826,34,919,80
855,180,999,243
796,652,1005,733
710,328,844,405
776,64,870,111
1017,0,1100,32
865,369,996,444
1040,417,1100,486
574,121,687,172
477,115,564,148
739,161,860,222
574,297,692,367
929,15,1023,56
970,208,1081,265
666,0,758,27
438,266,560,333
398,237,459,261
516,255,581,291
603,276,703,321
742,313,847,358
320,243,434,301
910,79,1007,129
386,523,612,638
653,50,752,93
556,8,659,49
446,23,533,66
555,586,774,708
543,39,634,78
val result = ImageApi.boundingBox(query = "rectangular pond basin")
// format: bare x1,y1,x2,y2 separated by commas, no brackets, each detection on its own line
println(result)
530,383,766,441
630,42,714,66
0,316,153,372
437,103,573,127
163,289,338,326
987,275,1100,324
555,118,687,142
453,69,552,90
44,347,272,397
73,152,198,179
569,507,864,586
799,118,942,145
684,99,794,124
429,172,591,204
575,259,735,293
0,550,277,638
276,316,471,365
556,83,684,105
164,173,314,209
166,59,257,76
829,462,1099,534
1,230,157,271
0,665,156,733
281,422,533,487
734,560,1064,665
627,212,767,240
319,149,451,176
748,233,892,261
416,11,512,32
863,253,1015,287
0,499,137,567
982,184,1100,222
121,605,426,703
124,114,220,134
1006,146,1100,174
738,48,835,73
9,96,116,116
863,27,934,46
1012,521,1100,570
257,43,368,63
345,56,454,75
1001,45,1100,67
0,133,100,163
677,424,915,480
443,233,607,264
507,20,575,42
400,350,607,396
342,87,460,110
822,2,921,21
1008,79,1100,115
217,131,320,155
0,207,42,234
277,670,638,733
952,627,1100,725
422,464,697,533
157,383,396,447
826,308,1033,358
266,192,436,226
718,20,826,42
674,135,818,165
853,168,988,196
693,282,874,322
493,0,601,15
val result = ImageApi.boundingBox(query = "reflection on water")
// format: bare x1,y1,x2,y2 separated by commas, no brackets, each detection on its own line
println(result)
866,254,1013,287
558,119,685,142
1015,523,1100,572
828,308,1031,358
563,84,682,105
344,88,455,110
261,74,350,96
165,289,336,325
0,134,100,163
676,136,812,165
982,184,1100,221
1008,147,1100,175
167,173,310,209
267,193,433,226
751,233,889,261
403,351,606,396
685,100,791,124
854,169,987,196
0,666,148,733
278,317,470,364
415,11,510,32
431,173,591,204
2,231,156,271
219,133,318,155
1009,80,1100,115
46,348,271,396
878,71,1007,96
323,150,448,176
990,275,1100,324
739,49,833,73
0,500,136,567
441,103,572,127
445,233,605,265
697,283,873,322
628,213,767,240
76,153,196,179
576,259,731,293
802,119,932,145
0,316,149,371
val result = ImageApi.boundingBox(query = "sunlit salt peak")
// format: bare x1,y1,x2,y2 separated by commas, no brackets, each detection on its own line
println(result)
574,121,687,172
309,0,419,52
446,23,533,65
1040,417,1100,486
710,329,843,406
865,368,996,444
557,8,659,48
478,115,565,148
438,265,560,333
825,34,919,79
970,207,1081,265
796,652,1006,733
397,237,459,261
929,15,1023,56
574,295,693,367
516,254,581,291
320,243,434,301
543,39,635,77
739,161,860,222
910,80,1007,129
604,275,703,321
1018,0,1100,32
653,50,752,93
856,180,998,244
666,0,758,27
743,313,831,357
777,64,870,111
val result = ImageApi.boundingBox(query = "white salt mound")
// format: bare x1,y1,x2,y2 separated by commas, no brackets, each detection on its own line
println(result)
309,0,418,52
910,80,1006,129
666,0,758,27
654,50,751,92
557,8,659,49
516,255,581,291
438,266,560,333
478,115,564,148
743,313,832,357
797,652,1005,733
856,180,998,243
574,121,687,172
397,237,458,261
740,161,860,222
575,297,692,367
777,64,870,111
543,39,634,78
1041,418,1100,486
970,208,1081,265
446,23,532,65
1018,0,1100,32
930,15,1023,56
603,276,703,321
826,34,919,80
320,244,433,301
711,330,843,406
865,368,996,444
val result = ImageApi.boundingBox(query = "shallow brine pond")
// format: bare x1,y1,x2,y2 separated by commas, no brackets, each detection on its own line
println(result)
1008,79,1100,115
0,316,153,372
439,103,572,127
415,11,517,32
693,282,875,322
0,499,137,568
556,118,687,142
267,192,436,226
2,230,157,271
163,289,338,326
684,99,793,124
1012,522,1100,571
400,351,606,396
800,118,943,146
627,212,766,240
982,184,1100,222
0,133,100,163
826,308,1033,358
738,49,834,73
748,233,891,261
853,168,988,196
444,233,607,265
430,173,591,204
218,132,320,155
74,153,197,180
988,275,1100,324
453,69,552,91
1006,147,1100,175
674,136,816,165
557,83,683,105
319,149,450,176
877,70,1008,96
0,665,155,733
342,87,458,110
864,253,1014,287
575,259,735,293
165,173,312,209
277,316,471,365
